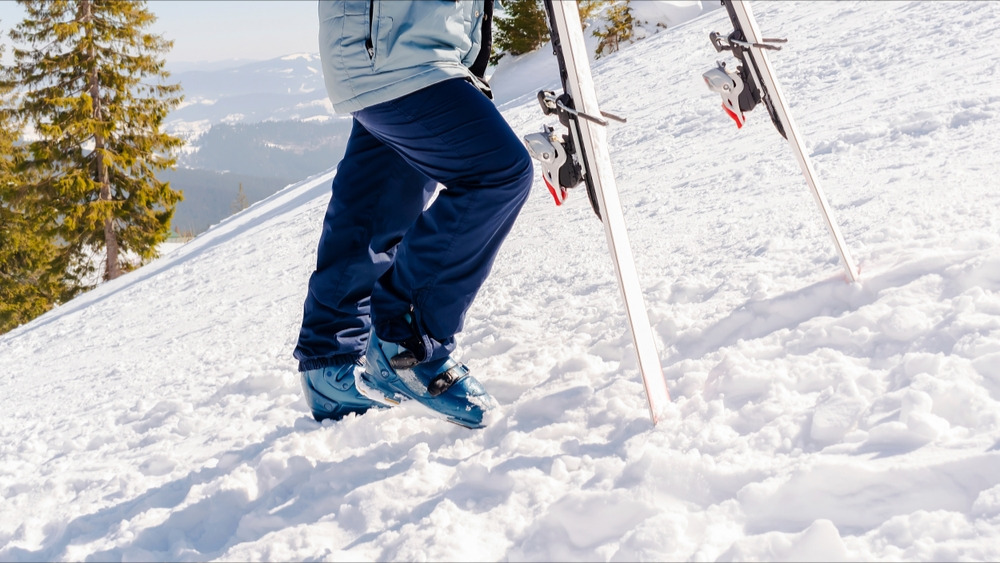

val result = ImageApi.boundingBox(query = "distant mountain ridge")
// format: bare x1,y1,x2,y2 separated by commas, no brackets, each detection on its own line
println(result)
167,53,332,131
162,53,346,236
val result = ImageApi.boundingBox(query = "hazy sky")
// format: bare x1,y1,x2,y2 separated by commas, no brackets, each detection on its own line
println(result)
0,1,320,65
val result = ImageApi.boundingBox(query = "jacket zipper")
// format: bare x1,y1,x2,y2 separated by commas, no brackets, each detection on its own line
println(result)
365,0,375,58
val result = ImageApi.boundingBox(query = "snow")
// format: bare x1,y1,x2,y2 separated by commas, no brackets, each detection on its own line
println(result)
3,1,1000,560
280,53,320,62
630,0,714,29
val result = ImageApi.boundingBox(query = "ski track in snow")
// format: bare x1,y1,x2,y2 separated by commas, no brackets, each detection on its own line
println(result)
3,1,1000,561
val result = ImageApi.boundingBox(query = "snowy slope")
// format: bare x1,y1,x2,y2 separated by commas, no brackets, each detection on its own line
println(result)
3,1,1000,560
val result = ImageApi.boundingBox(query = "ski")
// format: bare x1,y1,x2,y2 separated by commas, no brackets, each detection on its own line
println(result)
524,0,671,424
704,0,860,283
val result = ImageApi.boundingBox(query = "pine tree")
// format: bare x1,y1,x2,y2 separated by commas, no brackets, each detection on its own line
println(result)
594,1,635,59
491,0,610,65
577,0,603,25
0,29,70,334
491,0,549,65
3,0,184,283
231,182,249,214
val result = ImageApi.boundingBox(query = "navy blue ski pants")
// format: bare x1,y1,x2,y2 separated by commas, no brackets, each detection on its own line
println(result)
294,78,533,371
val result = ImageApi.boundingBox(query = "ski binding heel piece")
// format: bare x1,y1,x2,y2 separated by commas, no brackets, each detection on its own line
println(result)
705,27,787,138
703,62,747,128
524,89,624,212
524,126,577,205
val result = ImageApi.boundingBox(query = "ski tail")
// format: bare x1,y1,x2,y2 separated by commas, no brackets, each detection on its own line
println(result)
524,0,672,424
704,0,860,283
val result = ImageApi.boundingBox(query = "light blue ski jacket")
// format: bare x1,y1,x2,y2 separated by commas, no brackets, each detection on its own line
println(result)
318,0,490,114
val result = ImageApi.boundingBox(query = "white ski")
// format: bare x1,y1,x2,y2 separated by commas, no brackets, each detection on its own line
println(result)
705,0,860,283
538,1,672,424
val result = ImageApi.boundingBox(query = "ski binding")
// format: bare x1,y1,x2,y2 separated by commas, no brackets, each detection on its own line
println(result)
703,29,787,137
702,0,860,283
524,89,625,210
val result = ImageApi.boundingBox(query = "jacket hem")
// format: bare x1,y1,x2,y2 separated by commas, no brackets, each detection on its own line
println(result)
332,66,474,114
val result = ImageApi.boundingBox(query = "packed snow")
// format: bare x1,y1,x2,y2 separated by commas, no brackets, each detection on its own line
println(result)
3,1,1000,561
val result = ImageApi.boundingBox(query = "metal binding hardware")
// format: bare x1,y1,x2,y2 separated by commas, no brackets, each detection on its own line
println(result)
538,90,626,126
711,31,787,53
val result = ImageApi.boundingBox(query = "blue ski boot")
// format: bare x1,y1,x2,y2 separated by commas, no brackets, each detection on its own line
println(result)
300,362,386,422
358,330,498,429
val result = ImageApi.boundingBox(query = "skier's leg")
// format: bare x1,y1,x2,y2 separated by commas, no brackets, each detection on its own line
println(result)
350,79,533,428
294,119,437,372
353,78,534,363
